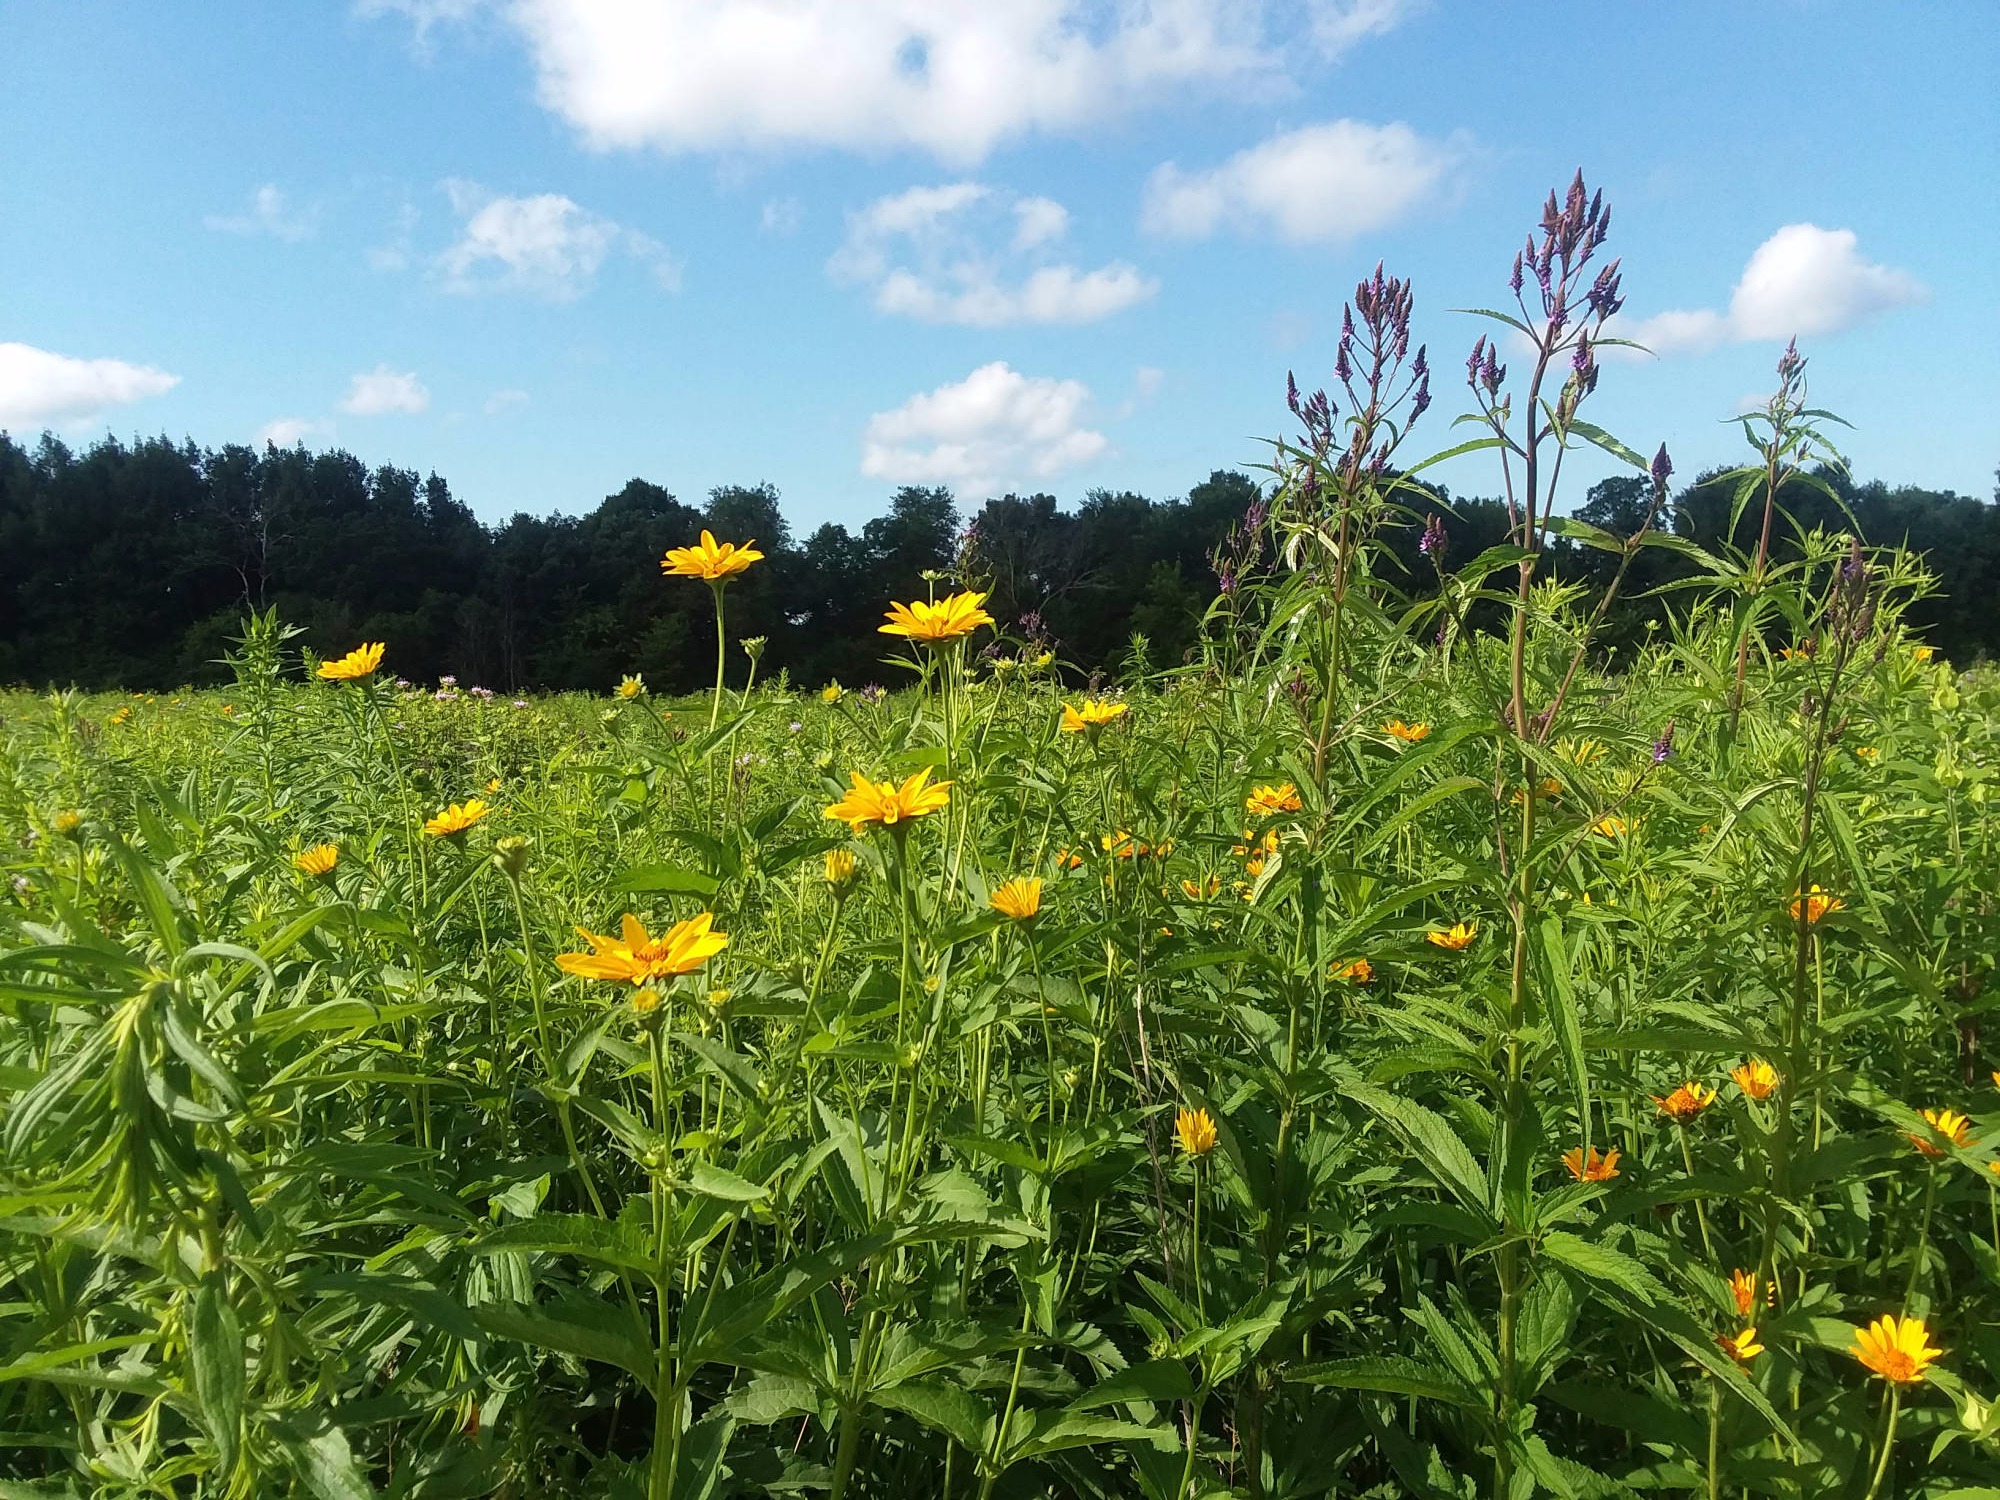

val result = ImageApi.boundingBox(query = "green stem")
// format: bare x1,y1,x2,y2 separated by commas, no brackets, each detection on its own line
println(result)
1861,1384,1902,1500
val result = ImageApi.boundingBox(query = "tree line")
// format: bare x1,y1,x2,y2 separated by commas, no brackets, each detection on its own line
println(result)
1,430,1994,692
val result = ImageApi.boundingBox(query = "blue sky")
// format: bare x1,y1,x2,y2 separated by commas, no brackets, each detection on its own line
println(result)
2,1,1993,530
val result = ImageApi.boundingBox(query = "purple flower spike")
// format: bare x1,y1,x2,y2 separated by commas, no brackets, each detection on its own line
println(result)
1652,720,1675,764
1651,443,1673,489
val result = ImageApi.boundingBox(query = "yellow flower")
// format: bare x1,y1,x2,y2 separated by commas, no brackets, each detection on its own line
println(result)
1558,737,1606,766
1778,643,1814,661
1652,1082,1718,1121
1910,1107,1975,1158
630,988,663,1019
293,844,339,878
990,877,1043,922
1855,746,1879,761
822,768,953,833
1102,830,1138,859
1911,644,1936,664
1181,874,1221,900
486,777,502,793
1332,957,1374,983
1513,777,1563,804
1718,1327,1764,1366
878,590,994,643
1175,1106,1218,1157
1729,1269,1759,1318
1788,885,1844,924
318,642,385,681
1246,782,1302,817
1992,1069,2000,1091
1563,1146,1620,1182
824,847,860,891
616,674,645,699
1055,847,1084,870
1731,1059,1779,1100
662,530,762,581
821,683,843,703
1853,1314,1943,1384
1382,719,1430,743
109,706,132,725
1060,698,1129,734
424,799,492,837
1591,815,1628,838
52,810,84,838
1426,921,1477,951
557,912,729,985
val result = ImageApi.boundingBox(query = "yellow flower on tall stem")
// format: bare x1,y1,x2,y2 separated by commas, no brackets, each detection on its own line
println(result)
824,847,860,894
1245,782,1302,817
556,912,728,986
1591,815,1629,838
1332,957,1374,983
1060,698,1128,735
1562,1146,1619,1182
1731,1059,1779,1099
1426,921,1477,951
1909,1107,1975,1157
1652,1082,1718,1121
424,799,491,838
1175,1107,1217,1157
989,877,1043,922
663,531,763,731
1382,718,1430,743
1789,884,1844,924
615,674,645,700
1729,1269,1759,1318
1717,1327,1764,1365
318,642,384,681
293,844,339,878
1853,1314,1943,1383
878,591,994,644
822,768,953,834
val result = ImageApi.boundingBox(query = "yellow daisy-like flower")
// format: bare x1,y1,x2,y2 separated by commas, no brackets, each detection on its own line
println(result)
1910,644,1935,664
1332,957,1374,983
616,674,645,699
1855,746,1879,761
662,530,762,581
989,877,1043,922
1591,815,1628,838
1060,698,1129,734
1245,782,1302,817
486,776,502,793
1426,921,1477,951
424,799,492,838
878,590,994,644
1562,1146,1619,1182
1181,874,1221,900
1910,1107,1975,1158
1718,1327,1764,1365
52,810,84,838
1853,1314,1943,1384
821,683,843,703
1652,1082,1718,1121
109,705,132,725
1174,1106,1218,1157
1729,1269,1760,1318
1788,884,1844,923
822,768,953,833
556,912,729,985
293,844,339,878
1382,719,1431,743
1731,1059,1780,1100
1055,847,1084,870
824,847,860,891
318,642,385,681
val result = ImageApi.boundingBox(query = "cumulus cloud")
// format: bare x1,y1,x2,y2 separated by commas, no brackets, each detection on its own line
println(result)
862,361,1107,495
490,0,1412,163
205,184,317,241
1142,119,1459,244
831,183,1156,327
0,342,180,429
256,416,333,448
436,181,680,299
1619,224,1927,356
339,365,430,416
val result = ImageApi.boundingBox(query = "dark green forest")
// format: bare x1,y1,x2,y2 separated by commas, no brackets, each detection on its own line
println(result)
1,429,1995,692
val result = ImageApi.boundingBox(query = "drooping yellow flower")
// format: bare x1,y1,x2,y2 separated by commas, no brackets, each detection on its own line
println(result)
822,768,953,833
662,530,762,581
1332,957,1374,983
1730,1059,1779,1100
1382,719,1431,743
990,877,1043,922
1426,921,1477,951
1789,885,1844,924
616,674,645,699
1729,1269,1759,1318
1910,1107,1975,1158
1853,1314,1944,1384
318,642,385,681
1060,698,1129,734
821,683,843,703
557,912,729,985
293,844,339,878
1653,1082,1718,1121
1174,1106,1218,1157
1562,1145,1620,1182
424,799,492,837
1181,874,1221,900
824,847,860,891
1591,815,1629,838
1245,782,1302,818
1717,1327,1764,1365
878,590,994,644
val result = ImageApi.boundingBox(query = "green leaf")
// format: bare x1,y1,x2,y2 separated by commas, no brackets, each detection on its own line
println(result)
871,1378,992,1453
1344,1082,1494,1220
685,1159,768,1203
1566,420,1650,472
191,1280,244,1472
280,1423,376,1500
1067,1359,1195,1411
476,1295,657,1387
1291,1355,1479,1408
612,863,721,897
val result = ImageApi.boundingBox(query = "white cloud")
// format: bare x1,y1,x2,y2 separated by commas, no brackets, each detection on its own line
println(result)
1620,224,1927,355
339,365,430,416
1142,119,1459,244
832,182,1156,327
355,0,485,47
256,416,333,447
0,342,180,429
435,181,679,298
862,361,1107,495
760,196,804,235
484,388,529,415
497,0,1412,163
205,184,316,241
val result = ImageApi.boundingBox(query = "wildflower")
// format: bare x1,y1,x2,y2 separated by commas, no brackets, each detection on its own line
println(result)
1853,1314,1944,1384
1426,921,1477,951
1910,645,1935,664
1789,885,1844,924
1855,746,1879,761
1061,699,1129,734
990,877,1043,922
1563,1146,1620,1182
1592,815,1628,838
486,776,502,793
662,530,762,580
1102,831,1138,859
424,799,492,838
1731,1059,1780,1100
1245,782,1302,817
1651,721,1676,764
1910,1107,1975,1157
1728,1269,1760,1317
293,844,339,878
52,810,83,839
1332,957,1374,983
878,591,994,644
1055,847,1084,870
491,836,531,879
1653,1082,1718,1121
860,683,887,706
616,674,645,699
822,768,953,833
630,988,663,1020
821,683,843,703
109,706,132,725
557,912,729,985
706,986,732,1012
1382,719,1431,743
824,847,860,892
1175,1107,1218,1157
1513,777,1563,804
1181,875,1221,900
1717,1327,1764,1366
1778,643,1814,661
318,642,385,681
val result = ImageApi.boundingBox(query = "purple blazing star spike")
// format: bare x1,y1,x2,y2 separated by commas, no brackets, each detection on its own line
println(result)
1651,443,1673,489
1217,569,1238,596
1652,720,1675,764
1419,512,1447,558
1244,498,1268,533
1411,369,1431,421
1510,252,1525,295
1287,371,1301,417
1777,338,1803,383
1334,338,1352,385
1341,304,1355,341
1467,336,1487,386
1411,345,1428,381
1571,329,1592,376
